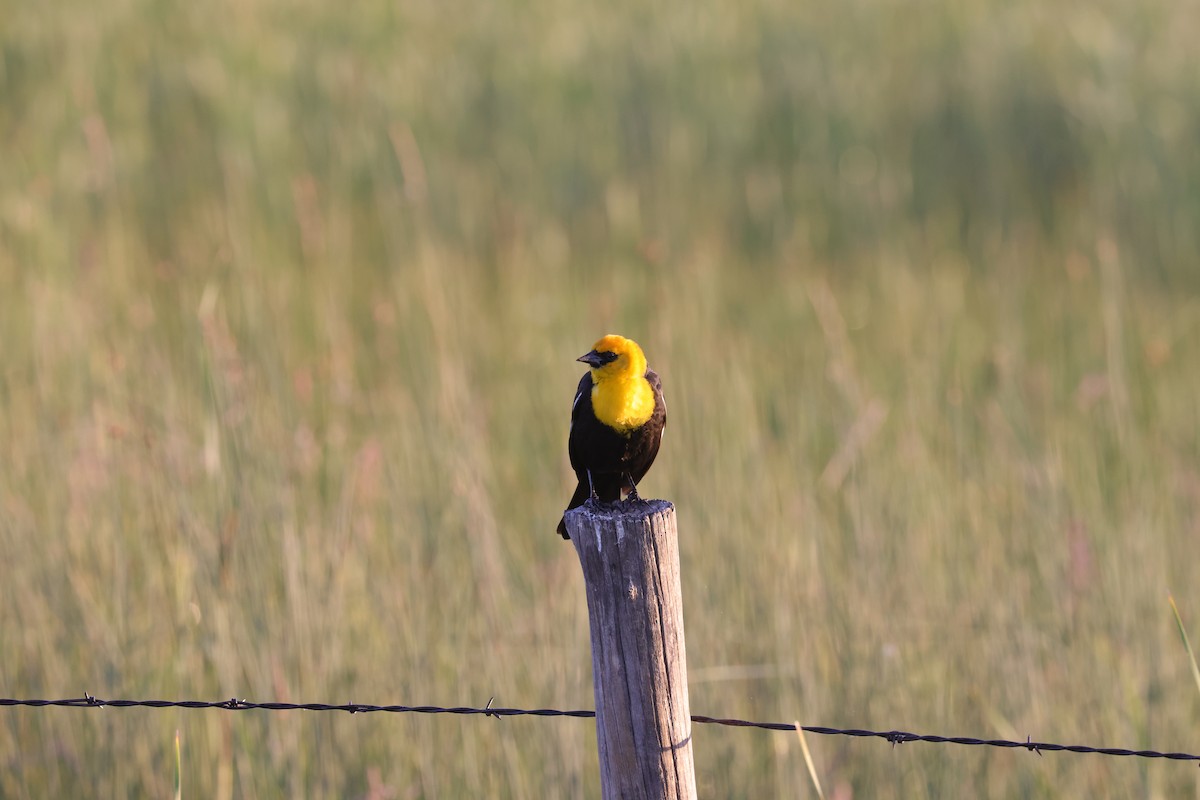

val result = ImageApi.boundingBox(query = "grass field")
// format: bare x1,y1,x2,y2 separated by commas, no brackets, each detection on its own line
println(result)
2,0,1200,796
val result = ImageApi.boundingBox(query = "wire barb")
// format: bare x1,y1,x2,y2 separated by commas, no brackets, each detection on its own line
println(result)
484,696,501,721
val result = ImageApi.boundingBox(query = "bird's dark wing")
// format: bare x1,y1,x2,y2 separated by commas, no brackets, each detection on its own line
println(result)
646,368,665,424
567,371,593,474
570,372,592,425
631,368,666,485
561,371,601,538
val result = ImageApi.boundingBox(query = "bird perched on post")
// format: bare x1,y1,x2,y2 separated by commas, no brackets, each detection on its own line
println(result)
557,334,666,539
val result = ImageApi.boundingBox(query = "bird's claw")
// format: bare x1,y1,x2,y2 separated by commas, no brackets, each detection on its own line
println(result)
625,474,641,503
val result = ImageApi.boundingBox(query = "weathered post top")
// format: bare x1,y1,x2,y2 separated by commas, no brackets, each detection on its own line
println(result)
567,498,673,548
566,499,697,800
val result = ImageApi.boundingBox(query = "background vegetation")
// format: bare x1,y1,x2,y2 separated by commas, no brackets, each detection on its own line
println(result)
2,0,1199,796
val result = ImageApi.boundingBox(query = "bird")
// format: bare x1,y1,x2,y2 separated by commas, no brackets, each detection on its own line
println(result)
557,334,666,539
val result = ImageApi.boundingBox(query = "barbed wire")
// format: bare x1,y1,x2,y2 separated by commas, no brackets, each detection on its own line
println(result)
2,695,1198,765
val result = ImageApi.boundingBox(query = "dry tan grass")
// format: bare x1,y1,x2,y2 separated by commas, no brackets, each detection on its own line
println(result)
2,0,1199,796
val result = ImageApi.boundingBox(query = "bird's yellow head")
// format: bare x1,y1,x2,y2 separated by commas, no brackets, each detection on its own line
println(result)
577,334,647,383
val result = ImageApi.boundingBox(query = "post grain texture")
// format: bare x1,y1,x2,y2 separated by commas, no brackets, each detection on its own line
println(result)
566,499,697,800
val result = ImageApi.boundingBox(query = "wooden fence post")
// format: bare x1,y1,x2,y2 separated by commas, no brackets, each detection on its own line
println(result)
566,500,697,800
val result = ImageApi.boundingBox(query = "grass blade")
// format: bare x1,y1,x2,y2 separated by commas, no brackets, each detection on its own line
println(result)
794,722,826,800
1168,594,1200,697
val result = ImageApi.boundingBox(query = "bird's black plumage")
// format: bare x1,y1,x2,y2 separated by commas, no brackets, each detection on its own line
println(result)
557,366,666,539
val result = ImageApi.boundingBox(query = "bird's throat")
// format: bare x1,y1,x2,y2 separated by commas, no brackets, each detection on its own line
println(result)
591,376,655,434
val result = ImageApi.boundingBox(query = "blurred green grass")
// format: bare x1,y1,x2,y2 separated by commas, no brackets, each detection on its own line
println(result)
2,0,1199,796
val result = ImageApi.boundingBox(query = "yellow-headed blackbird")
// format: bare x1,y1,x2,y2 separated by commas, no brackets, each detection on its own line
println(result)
557,334,666,539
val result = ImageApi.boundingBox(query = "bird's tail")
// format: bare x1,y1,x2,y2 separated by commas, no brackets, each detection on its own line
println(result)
557,481,591,539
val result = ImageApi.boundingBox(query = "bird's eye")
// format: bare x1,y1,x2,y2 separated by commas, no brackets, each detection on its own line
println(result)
598,351,619,365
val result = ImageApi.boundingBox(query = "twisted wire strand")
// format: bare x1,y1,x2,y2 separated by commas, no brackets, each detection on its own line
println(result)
2,696,1197,764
